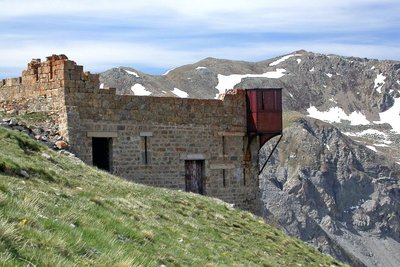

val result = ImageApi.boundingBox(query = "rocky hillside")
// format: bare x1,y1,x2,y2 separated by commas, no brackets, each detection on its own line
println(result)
100,50,400,266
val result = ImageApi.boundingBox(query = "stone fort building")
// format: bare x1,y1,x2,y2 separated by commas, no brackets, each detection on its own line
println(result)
0,55,282,214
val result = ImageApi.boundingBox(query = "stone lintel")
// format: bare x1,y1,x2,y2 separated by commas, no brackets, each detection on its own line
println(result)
217,131,245,137
210,163,235,170
87,131,118,138
180,153,206,160
140,131,153,137
210,163,235,169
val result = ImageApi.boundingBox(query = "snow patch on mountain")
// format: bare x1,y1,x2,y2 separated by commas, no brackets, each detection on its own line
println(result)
100,83,104,89
269,54,302,66
375,143,389,147
326,73,333,78
297,59,301,64
163,67,176,76
357,129,387,137
374,97,400,133
124,69,139,77
131,84,151,96
343,129,392,145
307,106,369,125
215,69,286,97
366,145,377,152
309,67,315,72
171,88,189,98
270,55,295,66
196,66,207,70
374,73,386,93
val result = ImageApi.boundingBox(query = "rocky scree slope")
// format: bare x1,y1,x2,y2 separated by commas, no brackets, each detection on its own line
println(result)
100,50,400,266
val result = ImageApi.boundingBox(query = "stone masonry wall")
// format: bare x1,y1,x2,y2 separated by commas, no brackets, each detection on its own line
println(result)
65,89,261,213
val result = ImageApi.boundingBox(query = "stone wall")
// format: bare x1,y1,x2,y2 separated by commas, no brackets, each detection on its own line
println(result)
0,54,99,139
0,55,263,214
65,89,261,213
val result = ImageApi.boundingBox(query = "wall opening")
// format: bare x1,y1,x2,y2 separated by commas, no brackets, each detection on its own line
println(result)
140,132,153,165
185,160,205,194
50,62,54,80
92,137,112,171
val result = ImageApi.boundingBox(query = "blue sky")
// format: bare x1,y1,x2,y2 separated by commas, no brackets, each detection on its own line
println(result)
0,0,399,78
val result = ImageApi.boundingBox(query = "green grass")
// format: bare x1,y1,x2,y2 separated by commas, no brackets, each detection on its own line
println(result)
0,111,49,124
0,127,345,266
283,111,304,129
16,111,50,125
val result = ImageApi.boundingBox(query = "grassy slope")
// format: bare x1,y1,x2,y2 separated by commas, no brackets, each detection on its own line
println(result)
0,127,344,266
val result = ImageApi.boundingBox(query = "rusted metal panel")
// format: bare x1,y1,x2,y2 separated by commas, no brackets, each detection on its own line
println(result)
246,88,282,135
246,90,258,133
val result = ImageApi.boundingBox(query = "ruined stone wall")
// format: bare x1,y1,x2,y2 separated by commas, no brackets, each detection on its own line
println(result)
0,55,99,139
0,56,66,127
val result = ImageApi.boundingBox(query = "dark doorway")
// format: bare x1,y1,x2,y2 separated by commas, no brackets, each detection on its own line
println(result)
92,137,112,171
185,160,204,194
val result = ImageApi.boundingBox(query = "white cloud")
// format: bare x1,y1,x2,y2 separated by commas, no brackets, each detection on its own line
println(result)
0,41,199,73
0,0,399,77
0,0,397,33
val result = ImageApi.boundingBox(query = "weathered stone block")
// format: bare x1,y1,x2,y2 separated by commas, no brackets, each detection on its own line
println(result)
64,61,76,70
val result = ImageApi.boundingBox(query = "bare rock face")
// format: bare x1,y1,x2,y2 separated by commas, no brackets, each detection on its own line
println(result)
260,117,400,267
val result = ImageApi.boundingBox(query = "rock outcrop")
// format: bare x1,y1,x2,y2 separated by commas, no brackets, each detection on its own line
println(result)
260,117,400,266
